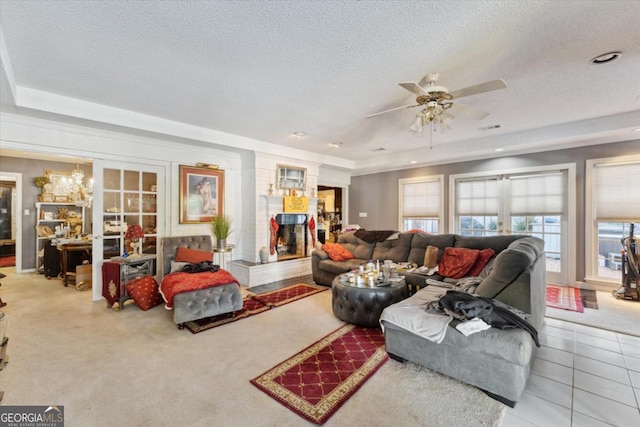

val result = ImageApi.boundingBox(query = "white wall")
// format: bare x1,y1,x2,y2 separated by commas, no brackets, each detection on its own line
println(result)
0,113,354,270
252,153,320,263
1,113,245,255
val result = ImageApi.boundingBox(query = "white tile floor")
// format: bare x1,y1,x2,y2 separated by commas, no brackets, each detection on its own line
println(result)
500,318,640,426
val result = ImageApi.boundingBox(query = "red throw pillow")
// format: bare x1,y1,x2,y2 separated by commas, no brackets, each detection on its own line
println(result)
126,276,164,311
467,248,496,277
438,247,480,279
175,247,212,263
321,243,355,262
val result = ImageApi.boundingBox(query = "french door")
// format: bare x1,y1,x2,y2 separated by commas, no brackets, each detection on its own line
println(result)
91,160,166,301
453,170,569,285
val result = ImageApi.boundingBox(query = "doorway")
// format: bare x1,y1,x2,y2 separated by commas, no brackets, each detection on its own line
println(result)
317,186,342,243
451,167,573,285
91,159,165,301
0,173,20,271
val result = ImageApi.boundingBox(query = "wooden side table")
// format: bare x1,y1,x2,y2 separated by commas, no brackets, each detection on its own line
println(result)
56,242,92,286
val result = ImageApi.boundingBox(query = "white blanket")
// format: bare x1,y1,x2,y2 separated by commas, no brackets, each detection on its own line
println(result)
380,285,452,344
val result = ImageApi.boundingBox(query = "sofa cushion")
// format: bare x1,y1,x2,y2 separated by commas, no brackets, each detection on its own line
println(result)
175,247,213,263
372,232,413,262
454,235,523,254
337,232,376,260
381,286,536,366
407,233,456,266
467,248,495,276
438,247,480,279
321,242,355,261
475,238,540,298
319,259,364,275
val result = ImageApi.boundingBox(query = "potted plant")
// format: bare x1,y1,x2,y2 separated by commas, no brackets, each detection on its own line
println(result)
211,214,232,249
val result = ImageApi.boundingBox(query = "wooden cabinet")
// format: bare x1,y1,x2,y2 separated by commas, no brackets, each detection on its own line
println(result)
35,202,85,273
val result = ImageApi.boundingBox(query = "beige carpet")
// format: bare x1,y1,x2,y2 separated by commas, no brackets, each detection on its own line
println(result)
545,288,640,337
0,270,505,426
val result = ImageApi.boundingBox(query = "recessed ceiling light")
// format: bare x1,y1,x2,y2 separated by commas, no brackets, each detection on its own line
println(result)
633,128,640,132
370,148,386,152
410,160,418,164
589,51,622,65
293,131,306,138
494,148,505,152
330,142,342,148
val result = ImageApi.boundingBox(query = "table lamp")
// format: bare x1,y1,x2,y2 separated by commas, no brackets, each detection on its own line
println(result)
124,224,144,258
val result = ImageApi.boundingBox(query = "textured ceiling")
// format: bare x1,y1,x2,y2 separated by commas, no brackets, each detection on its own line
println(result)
1,1,639,174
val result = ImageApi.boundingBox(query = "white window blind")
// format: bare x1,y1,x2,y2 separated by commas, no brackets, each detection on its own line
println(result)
456,178,499,215
595,162,640,221
510,172,565,215
402,180,440,218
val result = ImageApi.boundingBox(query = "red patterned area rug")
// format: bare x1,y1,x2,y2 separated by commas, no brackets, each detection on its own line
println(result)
185,283,327,334
250,324,388,425
546,284,584,313
0,256,15,268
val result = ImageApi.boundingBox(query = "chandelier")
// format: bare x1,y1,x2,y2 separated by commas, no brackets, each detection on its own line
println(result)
63,160,94,207
408,100,452,148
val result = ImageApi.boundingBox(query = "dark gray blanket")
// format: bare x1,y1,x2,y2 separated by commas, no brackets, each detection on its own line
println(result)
428,290,540,347
354,229,397,243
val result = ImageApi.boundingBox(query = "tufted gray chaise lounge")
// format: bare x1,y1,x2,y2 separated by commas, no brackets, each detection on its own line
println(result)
161,235,243,327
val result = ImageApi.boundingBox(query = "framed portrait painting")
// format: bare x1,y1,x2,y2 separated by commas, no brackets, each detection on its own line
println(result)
179,165,224,224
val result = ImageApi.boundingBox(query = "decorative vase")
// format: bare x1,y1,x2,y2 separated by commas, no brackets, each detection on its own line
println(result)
217,238,227,250
259,246,269,264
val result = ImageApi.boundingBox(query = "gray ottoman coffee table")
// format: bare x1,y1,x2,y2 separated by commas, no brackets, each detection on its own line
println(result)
331,274,407,327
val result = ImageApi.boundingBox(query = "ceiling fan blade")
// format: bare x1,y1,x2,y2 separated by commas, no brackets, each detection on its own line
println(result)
449,79,507,99
450,103,490,120
398,82,427,96
366,104,420,118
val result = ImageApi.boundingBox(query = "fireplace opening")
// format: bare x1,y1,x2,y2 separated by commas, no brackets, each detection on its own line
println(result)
275,214,308,261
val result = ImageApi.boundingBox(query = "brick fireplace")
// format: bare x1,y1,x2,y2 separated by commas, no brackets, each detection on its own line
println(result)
275,213,308,261
230,194,318,287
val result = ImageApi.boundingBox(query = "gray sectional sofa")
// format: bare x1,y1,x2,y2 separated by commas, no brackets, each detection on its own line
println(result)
312,230,547,406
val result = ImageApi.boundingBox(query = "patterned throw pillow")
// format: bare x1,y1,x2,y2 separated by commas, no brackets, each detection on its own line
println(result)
467,248,496,277
321,243,355,262
175,247,213,263
438,247,480,279
126,276,164,311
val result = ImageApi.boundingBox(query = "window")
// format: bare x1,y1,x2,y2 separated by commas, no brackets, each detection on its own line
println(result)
586,157,640,284
456,178,499,236
509,172,566,273
398,176,444,233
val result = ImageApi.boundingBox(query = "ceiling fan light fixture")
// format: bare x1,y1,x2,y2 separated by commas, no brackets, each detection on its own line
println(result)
589,51,622,65
409,115,423,135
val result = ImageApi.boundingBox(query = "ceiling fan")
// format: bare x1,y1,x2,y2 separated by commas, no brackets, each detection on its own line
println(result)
367,73,507,130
